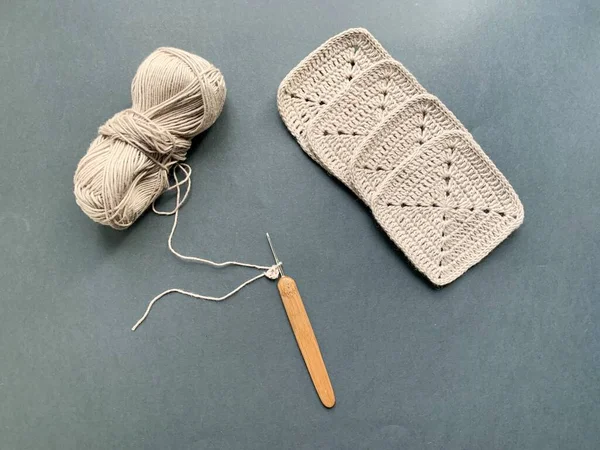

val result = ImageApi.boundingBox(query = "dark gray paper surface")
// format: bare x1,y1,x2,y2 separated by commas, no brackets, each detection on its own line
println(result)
1,1,599,448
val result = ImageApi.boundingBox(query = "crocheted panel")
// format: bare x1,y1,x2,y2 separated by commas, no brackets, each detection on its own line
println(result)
372,130,524,286
351,94,466,204
307,60,426,189
277,28,390,161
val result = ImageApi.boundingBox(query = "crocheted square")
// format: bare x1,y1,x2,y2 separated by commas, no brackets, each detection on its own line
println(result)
307,60,426,190
351,94,467,204
372,130,524,286
277,28,390,162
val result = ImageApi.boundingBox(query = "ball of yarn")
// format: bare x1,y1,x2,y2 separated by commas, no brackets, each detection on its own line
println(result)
74,47,226,229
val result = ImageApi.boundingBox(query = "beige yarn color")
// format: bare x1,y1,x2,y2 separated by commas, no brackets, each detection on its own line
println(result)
72,47,282,330
277,28,390,163
74,47,226,229
278,28,524,285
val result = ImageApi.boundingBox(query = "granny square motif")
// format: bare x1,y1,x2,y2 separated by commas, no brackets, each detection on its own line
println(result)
372,130,524,285
277,28,390,162
352,94,466,203
307,60,425,190
278,28,524,285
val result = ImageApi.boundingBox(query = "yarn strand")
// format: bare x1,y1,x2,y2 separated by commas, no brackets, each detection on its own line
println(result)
154,164,272,271
131,272,270,331
131,163,281,331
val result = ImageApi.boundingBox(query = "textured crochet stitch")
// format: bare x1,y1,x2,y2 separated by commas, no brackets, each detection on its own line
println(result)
278,28,524,285
352,94,467,203
372,130,524,285
307,60,426,192
277,28,390,163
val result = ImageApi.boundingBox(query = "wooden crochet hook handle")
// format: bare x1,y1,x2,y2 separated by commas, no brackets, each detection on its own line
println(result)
277,275,335,408
266,233,335,408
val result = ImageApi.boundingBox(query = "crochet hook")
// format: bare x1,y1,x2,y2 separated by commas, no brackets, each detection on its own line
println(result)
266,233,335,408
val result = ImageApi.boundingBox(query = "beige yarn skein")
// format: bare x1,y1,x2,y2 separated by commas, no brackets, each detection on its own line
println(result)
74,47,226,229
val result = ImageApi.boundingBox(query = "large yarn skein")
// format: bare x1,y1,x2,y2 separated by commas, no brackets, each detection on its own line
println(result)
74,47,226,229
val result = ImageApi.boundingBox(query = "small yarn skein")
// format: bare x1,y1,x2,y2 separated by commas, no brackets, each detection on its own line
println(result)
74,47,226,229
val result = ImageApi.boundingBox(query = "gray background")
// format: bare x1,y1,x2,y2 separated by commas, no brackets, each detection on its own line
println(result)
1,0,598,449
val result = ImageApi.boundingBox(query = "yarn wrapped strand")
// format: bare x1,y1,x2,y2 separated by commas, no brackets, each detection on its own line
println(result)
74,47,226,229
